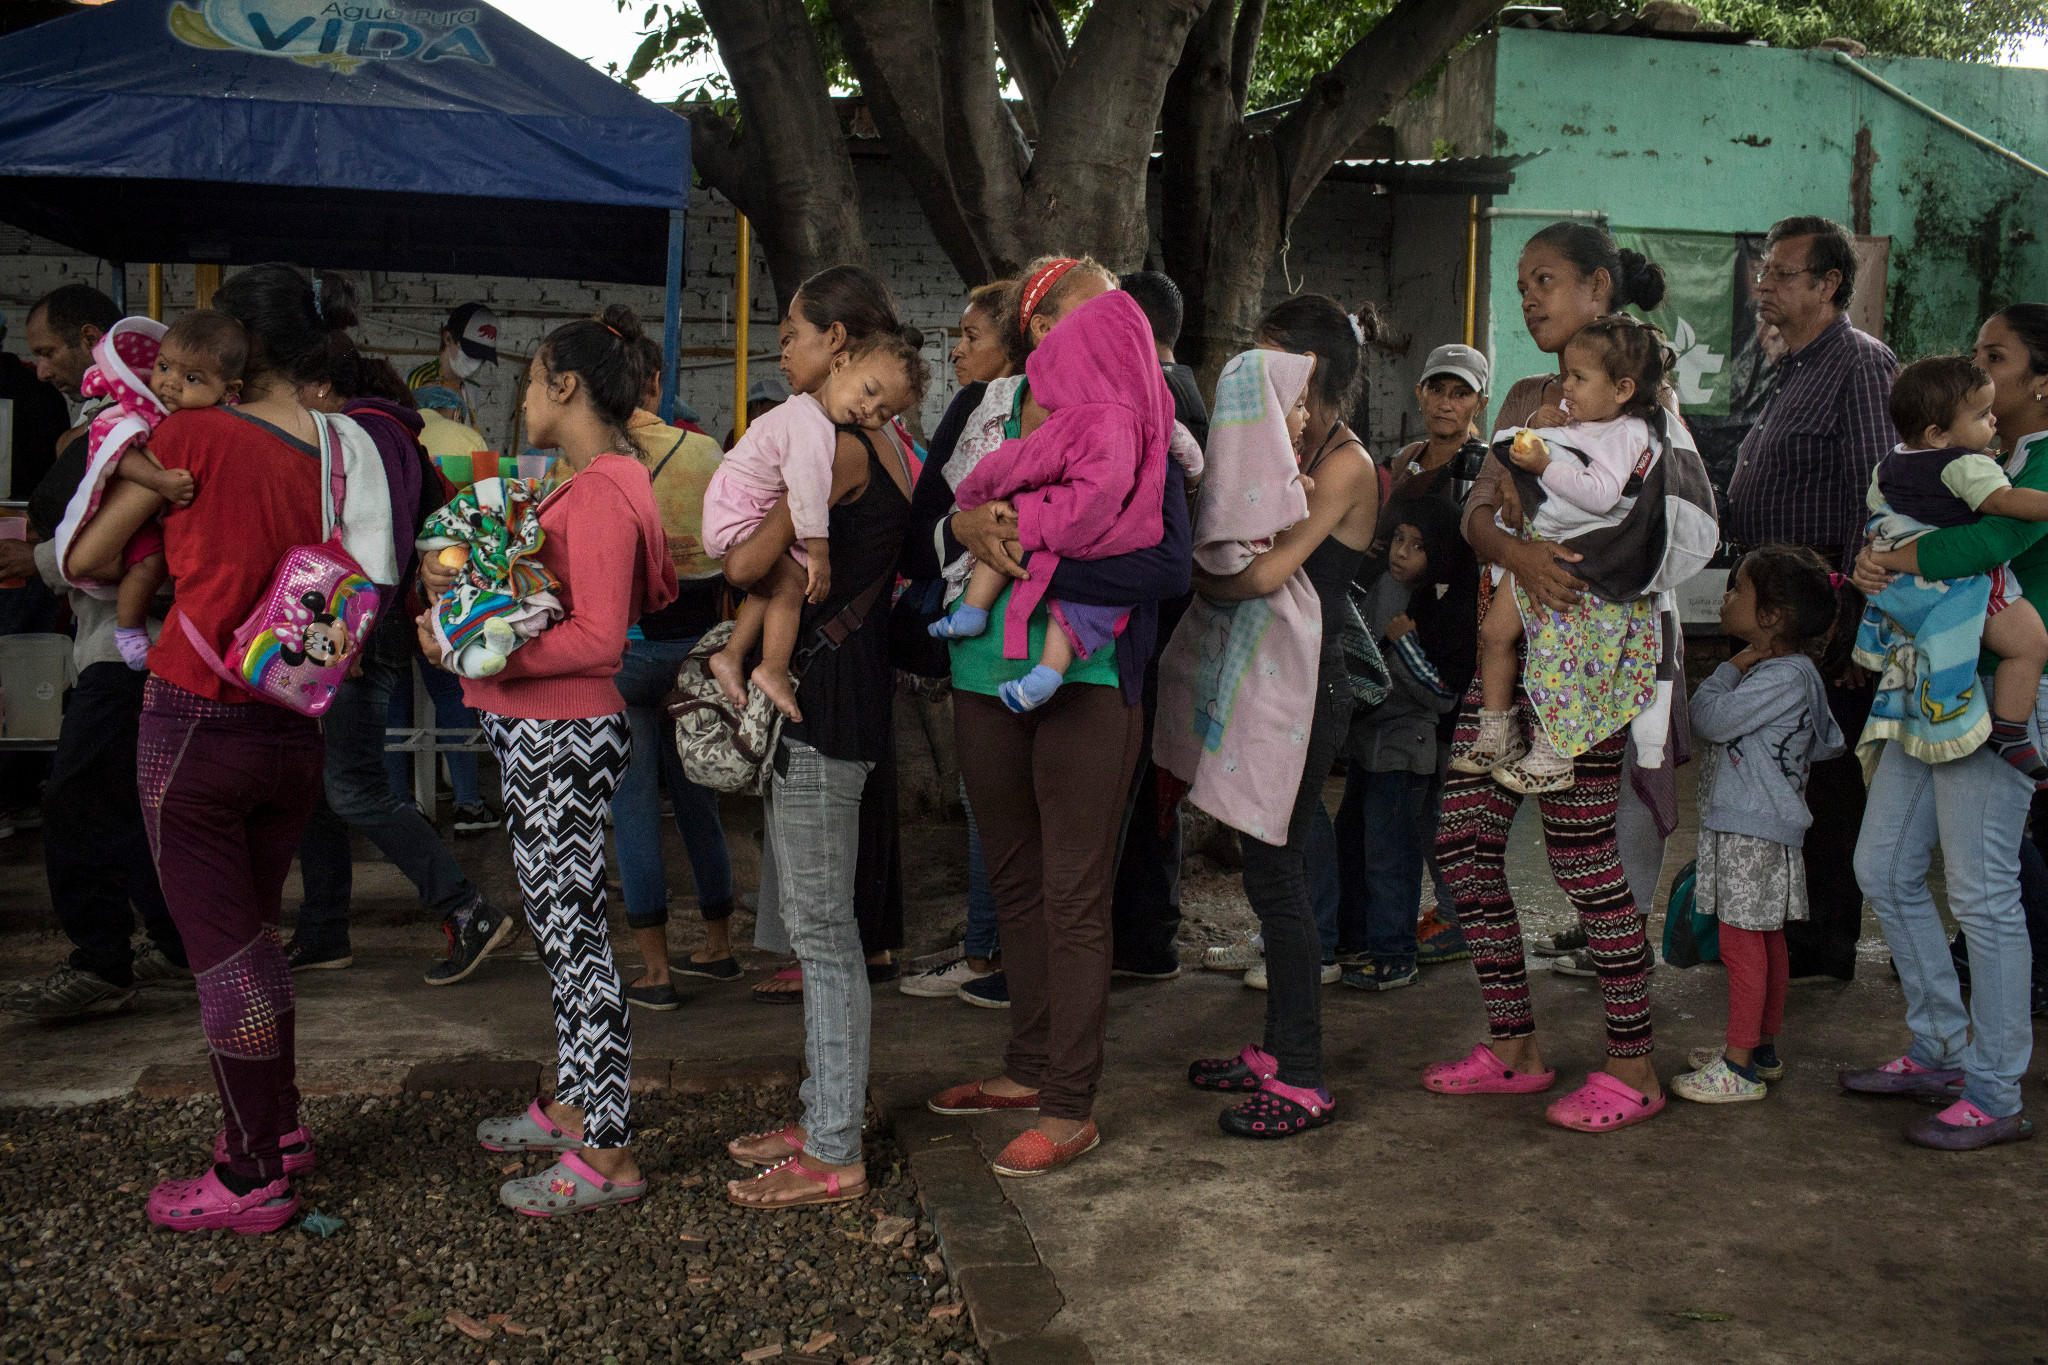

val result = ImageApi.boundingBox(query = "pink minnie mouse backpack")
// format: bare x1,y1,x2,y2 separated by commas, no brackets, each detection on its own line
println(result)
179,410,381,716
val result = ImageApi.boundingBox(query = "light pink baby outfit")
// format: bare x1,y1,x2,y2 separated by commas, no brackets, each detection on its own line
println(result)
701,391,837,565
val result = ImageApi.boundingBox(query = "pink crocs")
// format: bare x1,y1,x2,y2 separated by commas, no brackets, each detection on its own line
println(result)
1545,1071,1665,1132
147,1167,299,1235
212,1126,316,1177
1421,1043,1557,1095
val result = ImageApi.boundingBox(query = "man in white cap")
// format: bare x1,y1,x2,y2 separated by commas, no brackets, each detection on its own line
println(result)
407,301,500,426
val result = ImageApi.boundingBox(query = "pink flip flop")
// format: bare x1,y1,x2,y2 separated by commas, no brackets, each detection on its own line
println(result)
1545,1071,1665,1132
1421,1043,1557,1095
726,1125,805,1168
752,964,803,1005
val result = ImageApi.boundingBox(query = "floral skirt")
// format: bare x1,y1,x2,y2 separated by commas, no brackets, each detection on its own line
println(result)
1696,829,1810,931
1511,577,1657,759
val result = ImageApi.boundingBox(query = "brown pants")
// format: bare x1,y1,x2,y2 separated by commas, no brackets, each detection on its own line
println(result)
956,685,1146,1120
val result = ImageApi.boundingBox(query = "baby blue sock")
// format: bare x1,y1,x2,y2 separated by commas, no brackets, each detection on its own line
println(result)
999,664,1064,714
928,604,990,640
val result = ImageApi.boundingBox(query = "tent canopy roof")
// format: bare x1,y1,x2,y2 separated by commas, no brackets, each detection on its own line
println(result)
0,0,691,282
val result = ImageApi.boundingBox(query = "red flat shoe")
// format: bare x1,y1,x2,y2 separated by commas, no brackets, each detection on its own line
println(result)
991,1121,1100,1177
927,1080,1042,1115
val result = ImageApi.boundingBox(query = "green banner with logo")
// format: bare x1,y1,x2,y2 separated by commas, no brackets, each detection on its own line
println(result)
1613,228,1739,417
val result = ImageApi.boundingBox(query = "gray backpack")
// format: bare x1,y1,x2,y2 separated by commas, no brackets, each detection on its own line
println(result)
666,573,892,794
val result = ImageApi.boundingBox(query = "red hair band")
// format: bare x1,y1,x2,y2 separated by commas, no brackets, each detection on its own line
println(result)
1018,258,1082,337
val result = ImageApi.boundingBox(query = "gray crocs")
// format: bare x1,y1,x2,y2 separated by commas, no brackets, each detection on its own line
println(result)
501,1152,646,1217
478,1099,583,1153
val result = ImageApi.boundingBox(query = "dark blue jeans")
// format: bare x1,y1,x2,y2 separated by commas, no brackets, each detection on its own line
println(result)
1336,767,1432,970
1306,802,1340,962
613,636,735,929
296,625,482,951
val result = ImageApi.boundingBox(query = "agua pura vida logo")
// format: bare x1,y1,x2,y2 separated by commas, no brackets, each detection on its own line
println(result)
1666,315,1726,407
168,2,494,74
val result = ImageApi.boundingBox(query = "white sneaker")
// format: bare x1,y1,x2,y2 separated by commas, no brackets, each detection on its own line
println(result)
1204,936,1264,972
899,957,994,998
1243,961,1342,990
1450,709,1527,774
1495,725,1575,795
1672,1055,1767,1103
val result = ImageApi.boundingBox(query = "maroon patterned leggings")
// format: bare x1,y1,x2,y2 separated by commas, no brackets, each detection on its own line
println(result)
1435,695,1654,1058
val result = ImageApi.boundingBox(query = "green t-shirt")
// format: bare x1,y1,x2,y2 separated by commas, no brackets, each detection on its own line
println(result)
947,380,1121,697
1914,431,2048,676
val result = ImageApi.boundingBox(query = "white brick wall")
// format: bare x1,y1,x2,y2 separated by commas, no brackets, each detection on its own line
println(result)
2,165,1463,457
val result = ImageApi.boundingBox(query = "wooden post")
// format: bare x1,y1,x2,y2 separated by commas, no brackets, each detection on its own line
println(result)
194,264,221,310
147,264,163,321
1463,195,1479,349
733,213,751,440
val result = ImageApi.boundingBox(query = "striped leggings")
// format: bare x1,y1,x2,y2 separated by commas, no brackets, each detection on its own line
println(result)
481,712,635,1148
1435,696,1654,1058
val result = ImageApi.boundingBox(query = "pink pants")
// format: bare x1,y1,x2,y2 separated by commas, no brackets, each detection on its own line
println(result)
1720,923,1788,1049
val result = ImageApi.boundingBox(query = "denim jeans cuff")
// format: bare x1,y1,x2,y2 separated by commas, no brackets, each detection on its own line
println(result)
624,907,671,932
698,897,735,923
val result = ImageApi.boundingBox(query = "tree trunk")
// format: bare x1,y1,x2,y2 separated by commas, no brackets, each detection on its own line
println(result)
694,0,870,313
1166,0,1505,393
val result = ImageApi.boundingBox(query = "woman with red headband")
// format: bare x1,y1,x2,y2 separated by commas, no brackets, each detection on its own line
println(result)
919,254,1193,1176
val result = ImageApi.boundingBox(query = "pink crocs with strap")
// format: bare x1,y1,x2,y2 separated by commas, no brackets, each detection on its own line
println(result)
147,1167,299,1235
1421,1043,1557,1095
1545,1071,1665,1132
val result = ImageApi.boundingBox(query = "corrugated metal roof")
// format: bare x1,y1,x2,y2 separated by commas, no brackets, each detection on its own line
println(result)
1324,153,1542,194
1498,7,1754,44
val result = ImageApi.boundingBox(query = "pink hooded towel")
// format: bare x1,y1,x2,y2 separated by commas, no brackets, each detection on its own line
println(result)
1153,348,1322,846
952,289,1175,658
54,316,169,600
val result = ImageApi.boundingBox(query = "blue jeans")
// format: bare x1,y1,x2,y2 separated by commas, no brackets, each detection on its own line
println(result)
612,637,735,929
1854,675,2038,1117
1306,801,1340,962
298,628,482,949
756,738,872,1165
963,778,999,960
1336,767,1431,969
383,653,482,809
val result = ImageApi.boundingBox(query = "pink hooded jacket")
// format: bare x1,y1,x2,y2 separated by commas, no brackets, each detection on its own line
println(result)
953,289,1175,658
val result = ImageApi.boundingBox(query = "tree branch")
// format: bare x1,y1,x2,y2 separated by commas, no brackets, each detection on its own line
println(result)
831,0,1015,286
1160,0,1241,363
936,0,1032,276
697,0,871,309
1227,0,1264,116
991,0,1069,130
1024,0,1210,266
1271,0,1504,220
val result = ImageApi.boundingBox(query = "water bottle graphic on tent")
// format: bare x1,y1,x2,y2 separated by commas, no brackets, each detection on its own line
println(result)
169,0,495,71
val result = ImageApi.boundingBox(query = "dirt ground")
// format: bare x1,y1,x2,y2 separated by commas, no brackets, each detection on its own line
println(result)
0,725,2042,1364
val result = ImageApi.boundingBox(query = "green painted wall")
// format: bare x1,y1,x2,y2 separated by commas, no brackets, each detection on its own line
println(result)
1482,28,2048,403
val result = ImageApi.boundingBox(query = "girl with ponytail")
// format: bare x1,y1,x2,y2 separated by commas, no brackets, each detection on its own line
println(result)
422,304,681,1216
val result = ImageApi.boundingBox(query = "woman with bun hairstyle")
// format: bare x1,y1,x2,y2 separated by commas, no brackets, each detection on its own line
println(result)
65,265,400,1233
719,266,927,1209
1180,294,1381,1139
421,305,678,1215
742,265,926,1006
1427,222,1680,1131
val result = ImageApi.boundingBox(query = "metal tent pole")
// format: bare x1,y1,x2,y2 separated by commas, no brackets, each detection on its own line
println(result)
659,208,687,422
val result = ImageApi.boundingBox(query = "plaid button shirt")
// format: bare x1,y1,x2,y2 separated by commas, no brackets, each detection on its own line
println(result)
1726,314,1899,569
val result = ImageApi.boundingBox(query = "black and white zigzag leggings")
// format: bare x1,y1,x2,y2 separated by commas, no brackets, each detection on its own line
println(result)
480,712,635,1148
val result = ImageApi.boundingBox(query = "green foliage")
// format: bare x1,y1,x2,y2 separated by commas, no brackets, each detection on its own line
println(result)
1557,0,2048,61
1244,0,1399,108
609,0,852,99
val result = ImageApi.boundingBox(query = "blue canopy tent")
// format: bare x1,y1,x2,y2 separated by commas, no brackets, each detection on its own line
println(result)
0,0,694,415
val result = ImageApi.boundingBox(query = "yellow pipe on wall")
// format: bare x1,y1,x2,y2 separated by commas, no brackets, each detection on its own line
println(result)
733,213,751,440
1463,195,1479,349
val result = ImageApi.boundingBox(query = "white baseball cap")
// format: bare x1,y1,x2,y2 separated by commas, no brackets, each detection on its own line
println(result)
444,302,500,379
1419,343,1489,395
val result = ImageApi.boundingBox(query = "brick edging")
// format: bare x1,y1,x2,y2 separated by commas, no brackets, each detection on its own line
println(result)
870,1074,1094,1365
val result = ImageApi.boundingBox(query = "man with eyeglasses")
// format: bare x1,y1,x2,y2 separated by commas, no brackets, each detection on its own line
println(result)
1726,215,1898,984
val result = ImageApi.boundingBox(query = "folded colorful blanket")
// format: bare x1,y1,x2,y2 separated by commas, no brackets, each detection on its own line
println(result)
1852,505,1993,776
416,476,563,679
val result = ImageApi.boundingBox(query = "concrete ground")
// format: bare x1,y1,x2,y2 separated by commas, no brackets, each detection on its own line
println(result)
1,769,2043,1364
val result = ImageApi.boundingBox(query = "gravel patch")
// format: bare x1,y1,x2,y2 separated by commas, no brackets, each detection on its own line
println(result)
1,1087,984,1365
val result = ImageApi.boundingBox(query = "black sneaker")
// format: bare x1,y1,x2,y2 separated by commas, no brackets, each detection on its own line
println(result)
0,966,134,1019
131,936,195,989
424,902,516,986
626,981,682,1011
286,939,354,972
451,802,502,836
1532,924,1587,957
676,955,742,982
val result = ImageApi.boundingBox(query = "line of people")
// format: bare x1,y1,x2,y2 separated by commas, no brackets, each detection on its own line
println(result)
9,209,2045,1236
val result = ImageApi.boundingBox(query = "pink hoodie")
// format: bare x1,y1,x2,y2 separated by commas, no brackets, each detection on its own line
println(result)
953,289,1175,657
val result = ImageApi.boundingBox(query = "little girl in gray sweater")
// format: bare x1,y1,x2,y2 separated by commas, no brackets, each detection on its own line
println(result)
1674,546,1844,1106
